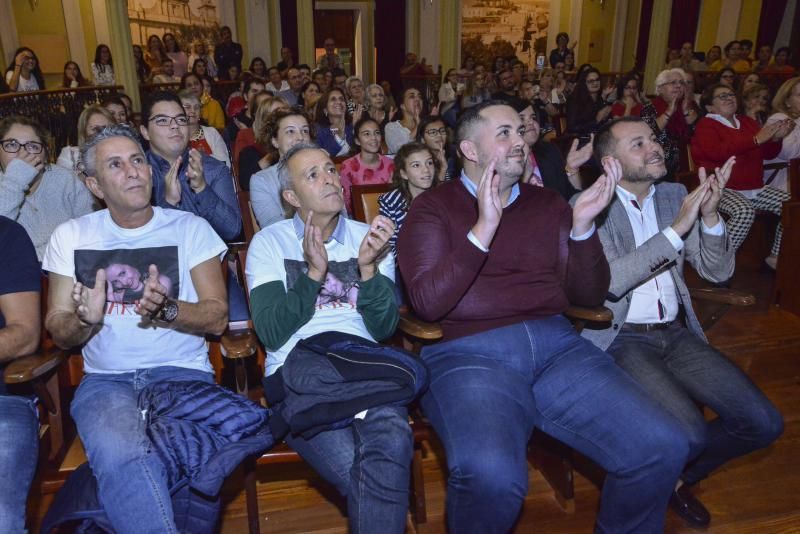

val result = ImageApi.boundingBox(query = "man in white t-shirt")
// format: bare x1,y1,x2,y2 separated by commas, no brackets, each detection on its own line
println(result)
43,124,228,533
245,142,411,531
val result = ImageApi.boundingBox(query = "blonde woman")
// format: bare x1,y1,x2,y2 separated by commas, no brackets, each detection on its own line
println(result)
763,77,800,192
56,105,114,173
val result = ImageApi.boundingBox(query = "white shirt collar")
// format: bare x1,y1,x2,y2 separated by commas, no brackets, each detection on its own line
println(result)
705,113,740,129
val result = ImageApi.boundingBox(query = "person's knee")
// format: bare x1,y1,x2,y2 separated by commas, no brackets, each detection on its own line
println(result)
617,414,689,480
450,448,528,509
363,408,413,461
749,401,784,448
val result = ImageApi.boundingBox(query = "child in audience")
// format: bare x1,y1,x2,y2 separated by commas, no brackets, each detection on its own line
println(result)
339,117,394,216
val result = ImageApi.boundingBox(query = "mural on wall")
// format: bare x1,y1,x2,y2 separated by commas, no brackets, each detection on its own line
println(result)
128,0,221,52
460,0,550,69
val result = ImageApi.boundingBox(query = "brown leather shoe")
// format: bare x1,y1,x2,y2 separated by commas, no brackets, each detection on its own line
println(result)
669,485,711,528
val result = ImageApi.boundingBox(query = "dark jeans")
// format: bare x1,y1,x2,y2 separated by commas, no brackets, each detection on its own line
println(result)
285,405,412,534
421,315,690,534
607,323,783,485
0,395,38,533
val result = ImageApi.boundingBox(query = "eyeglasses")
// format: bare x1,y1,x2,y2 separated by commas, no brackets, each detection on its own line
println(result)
661,80,685,87
0,139,44,154
425,128,447,137
148,114,189,127
713,92,737,101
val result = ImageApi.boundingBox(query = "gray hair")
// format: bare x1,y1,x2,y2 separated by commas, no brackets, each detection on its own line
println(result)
654,68,686,94
277,141,326,218
345,76,363,95
364,83,385,109
80,123,145,177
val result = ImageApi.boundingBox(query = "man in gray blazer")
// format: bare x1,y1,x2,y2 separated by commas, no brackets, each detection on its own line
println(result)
582,117,783,529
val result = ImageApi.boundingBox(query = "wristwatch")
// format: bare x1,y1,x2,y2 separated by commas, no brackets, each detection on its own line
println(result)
156,299,179,323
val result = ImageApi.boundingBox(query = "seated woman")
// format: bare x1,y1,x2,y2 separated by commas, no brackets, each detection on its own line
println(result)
91,44,116,86
191,58,209,78
5,47,44,92
180,73,225,129
144,35,167,76
314,88,354,158
460,71,491,111
298,81,322,123
416,115,455,182
248,57,268,79
763,47,795,74
163,33,188,77
339,117,394,216
705,45,723,70
438,68,463,127
763,77,800,192
610,74,643,118
385,87,426,154
237,96,283,191
740,83,771,126
378,142,439,258
177,89,230,168
516,100,591,201
565,67,614,135
717,67,737,90
691,83,795,269
61,61,90,89
641,68,699,174
0,115,94,259
364,83,395,132
741,73,761,94
56,105,114,174
250,109,313,228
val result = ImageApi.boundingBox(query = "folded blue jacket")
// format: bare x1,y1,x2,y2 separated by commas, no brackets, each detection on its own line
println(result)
264,331,429,440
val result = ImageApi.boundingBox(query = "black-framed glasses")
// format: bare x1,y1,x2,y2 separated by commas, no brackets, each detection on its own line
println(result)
148,114,189,127
0,139,44,154
425,128,447,137
713,92,737,101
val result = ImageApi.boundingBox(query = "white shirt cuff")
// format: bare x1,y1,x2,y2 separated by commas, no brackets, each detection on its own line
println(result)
700,217,725,236
662,227,684,251
467,230,489,252
570,224,595,241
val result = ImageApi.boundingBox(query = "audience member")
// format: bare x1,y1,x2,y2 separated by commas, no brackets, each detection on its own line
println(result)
399,52,433,76
5,47,44,92
191,57,209,78
683,70,701,105
152,58,180,84
397,100,689,533
162,33,188,77
298,64,312,83
587,116,782,528
717,67,737,89
250,109,313,227
385,87,424,154
43,123,229,533
180,73,225,129
0,216,40,534
460,71,491,111
139,92,241,240
753,45,773,73
61,61,90,89
223,77,266,147
331,69,347,92
0,116,94,259
317,37,343,71
312,68,330,93
248,57,267,79
739,39,754,62
344,76,366,114
439,69,464,126
517,100,590,200
416,115,453,181
245,142,408,532
314,89,354,158
611,74,643,118
298,81,322,122
339,117,394,215
57,105,114,174
705,45,723,70
566,67,614,135
365,83,395,131
278,67,305,107
668,41,702,72
266,66,288,94
215,26,243,80
378,142,438,258
90,44,115,86
276,46,295,76
188,40,217,79
764,77,800,191
763,47,794,74
691,83,793,268
741,73,761,93
102,95,130,125
491,68,520,104
740,83,770,126
640,68,699,173
178,90,230,168
549,32,577,68
132,44,150,83
144,35,167,73
236,94,278,190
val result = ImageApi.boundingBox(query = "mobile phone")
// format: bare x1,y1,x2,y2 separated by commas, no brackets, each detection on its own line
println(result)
576,134,592,150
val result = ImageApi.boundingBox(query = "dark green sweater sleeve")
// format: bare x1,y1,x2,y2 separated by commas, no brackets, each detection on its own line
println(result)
249,274,321,351
357,272,399,341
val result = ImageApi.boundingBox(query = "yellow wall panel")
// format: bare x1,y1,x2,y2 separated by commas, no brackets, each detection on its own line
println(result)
579,0,616,71
622,0,642,72
736,0,761,45
696,0,722,53
235,0,250,67
80,0,98,67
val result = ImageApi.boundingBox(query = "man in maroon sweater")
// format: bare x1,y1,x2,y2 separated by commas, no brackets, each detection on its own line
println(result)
398,101,689,533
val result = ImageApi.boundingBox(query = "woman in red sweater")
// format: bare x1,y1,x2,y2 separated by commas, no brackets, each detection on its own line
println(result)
691,83,795,268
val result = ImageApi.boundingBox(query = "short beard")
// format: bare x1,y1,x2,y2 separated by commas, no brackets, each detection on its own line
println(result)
625,163,666,183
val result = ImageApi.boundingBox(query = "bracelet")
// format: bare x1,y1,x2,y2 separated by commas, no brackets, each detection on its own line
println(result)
565,165,578,177
753,135,760,146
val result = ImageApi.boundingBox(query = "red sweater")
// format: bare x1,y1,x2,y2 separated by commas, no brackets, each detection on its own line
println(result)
690,115,782,191
397,180,610,341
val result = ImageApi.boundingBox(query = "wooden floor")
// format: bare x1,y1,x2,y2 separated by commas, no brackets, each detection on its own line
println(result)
31,264,800,533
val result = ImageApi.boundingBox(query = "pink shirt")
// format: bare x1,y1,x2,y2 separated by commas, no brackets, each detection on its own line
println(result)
339,154,395,215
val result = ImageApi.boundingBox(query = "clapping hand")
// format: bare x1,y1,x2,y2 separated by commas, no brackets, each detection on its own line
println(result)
471,158,502,248
697,156,735,226
571,156,622,235
565,135,594,172
303,211,328,282
73,269,106,327
135,265,169,319
186,148,207,193
164,155,182,206
357,215,395,280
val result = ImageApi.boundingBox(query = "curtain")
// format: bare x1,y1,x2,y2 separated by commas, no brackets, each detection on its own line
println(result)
667,0,702,51
756,0,789,48
280,0,299,63
635,0,655,71
375,0,406,98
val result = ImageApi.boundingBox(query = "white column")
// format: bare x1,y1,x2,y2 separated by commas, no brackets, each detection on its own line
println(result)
0,0,19,67
419,0,440,71
609,0,629,71
644,0,672,93
547,0,562,54
244,0,272,65
62,0,89,73
91,0,111,48
569,0,582,53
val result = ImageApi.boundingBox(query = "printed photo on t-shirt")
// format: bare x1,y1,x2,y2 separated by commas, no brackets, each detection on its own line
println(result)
284,258,360,308
74,246,179,304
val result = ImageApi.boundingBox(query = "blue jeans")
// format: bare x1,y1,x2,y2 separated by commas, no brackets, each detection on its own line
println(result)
606,323,783,485
71,366,214,534
0,395,38,533
420,316,690,534
285,405,412,534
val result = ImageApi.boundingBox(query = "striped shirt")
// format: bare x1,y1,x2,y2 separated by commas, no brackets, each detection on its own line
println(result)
377,188,408,258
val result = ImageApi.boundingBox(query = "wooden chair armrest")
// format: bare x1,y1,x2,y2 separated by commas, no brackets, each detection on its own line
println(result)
4,348,65,384
688,287,755,306
564,305,613,323
398,308,443,341
220,328,258,359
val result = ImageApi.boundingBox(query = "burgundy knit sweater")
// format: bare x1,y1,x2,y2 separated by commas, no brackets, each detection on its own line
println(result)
397,179,610,341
